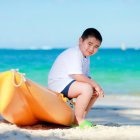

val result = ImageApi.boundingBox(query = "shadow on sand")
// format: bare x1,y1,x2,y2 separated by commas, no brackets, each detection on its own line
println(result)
87,105,140,127
0,118,70,130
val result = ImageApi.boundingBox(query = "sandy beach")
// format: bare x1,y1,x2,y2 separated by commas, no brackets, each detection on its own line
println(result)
0,95,140,140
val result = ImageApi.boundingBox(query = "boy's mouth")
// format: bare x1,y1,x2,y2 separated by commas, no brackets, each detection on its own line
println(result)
88,51,93,55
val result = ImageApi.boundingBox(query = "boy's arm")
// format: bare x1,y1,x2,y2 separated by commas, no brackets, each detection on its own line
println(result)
73,74,104,97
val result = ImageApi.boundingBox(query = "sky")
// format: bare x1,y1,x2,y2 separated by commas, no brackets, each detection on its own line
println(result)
0,0,140,49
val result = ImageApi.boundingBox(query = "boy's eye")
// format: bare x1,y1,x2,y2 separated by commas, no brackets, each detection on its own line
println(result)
95,46,99,48
88,43,92,46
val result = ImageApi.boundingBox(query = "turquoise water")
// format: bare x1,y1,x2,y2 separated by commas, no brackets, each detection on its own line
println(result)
0,48,140,95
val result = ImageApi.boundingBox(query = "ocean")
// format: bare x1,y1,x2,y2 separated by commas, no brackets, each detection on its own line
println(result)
0,48,140,96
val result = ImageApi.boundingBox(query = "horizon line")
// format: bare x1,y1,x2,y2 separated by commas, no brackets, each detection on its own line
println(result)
0,47,139,50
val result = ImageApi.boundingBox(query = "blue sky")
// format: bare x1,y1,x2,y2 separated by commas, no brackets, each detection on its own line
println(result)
0,0,140,49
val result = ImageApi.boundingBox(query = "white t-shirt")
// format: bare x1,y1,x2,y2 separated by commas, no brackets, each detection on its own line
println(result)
48,46,90,93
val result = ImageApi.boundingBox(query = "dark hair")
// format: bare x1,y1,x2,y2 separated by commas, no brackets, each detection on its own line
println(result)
81,28,102,42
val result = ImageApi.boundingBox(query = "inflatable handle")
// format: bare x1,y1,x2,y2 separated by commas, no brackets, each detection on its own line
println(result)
11,69,26,87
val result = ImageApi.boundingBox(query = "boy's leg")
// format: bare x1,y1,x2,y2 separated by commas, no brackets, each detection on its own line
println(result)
84,93,99,118
68,81,94,125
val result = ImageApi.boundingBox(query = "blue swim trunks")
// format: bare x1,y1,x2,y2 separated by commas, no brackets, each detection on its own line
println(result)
61,80,76,100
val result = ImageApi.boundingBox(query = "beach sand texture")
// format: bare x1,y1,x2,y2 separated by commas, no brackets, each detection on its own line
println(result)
0,95,140,140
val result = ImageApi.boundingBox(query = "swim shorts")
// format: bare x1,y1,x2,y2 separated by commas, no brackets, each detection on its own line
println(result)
61,80,76,100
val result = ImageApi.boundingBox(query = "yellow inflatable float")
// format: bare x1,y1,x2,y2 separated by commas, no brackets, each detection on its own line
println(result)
0,69,75,126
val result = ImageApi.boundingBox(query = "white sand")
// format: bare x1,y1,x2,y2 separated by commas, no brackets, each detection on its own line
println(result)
0,95,140,140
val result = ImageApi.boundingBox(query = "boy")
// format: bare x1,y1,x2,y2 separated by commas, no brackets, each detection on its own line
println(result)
48,28,104,129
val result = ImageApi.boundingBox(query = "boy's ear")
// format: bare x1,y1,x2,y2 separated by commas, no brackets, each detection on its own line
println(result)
79,37,83,44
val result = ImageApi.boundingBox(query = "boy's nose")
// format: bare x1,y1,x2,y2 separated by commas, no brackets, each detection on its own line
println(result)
89,47,94,52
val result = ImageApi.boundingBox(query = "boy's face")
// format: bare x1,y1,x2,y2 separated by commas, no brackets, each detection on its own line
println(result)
79,36,101,57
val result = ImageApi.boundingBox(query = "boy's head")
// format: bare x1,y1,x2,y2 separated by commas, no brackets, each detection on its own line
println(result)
81,28,102,42
79,28,102,57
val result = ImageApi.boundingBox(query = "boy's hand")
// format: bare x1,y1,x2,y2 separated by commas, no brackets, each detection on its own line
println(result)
89,78,104,97
94,84,104,98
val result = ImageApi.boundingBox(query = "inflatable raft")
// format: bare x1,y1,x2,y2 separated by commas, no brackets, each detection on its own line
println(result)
0,69,75,126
